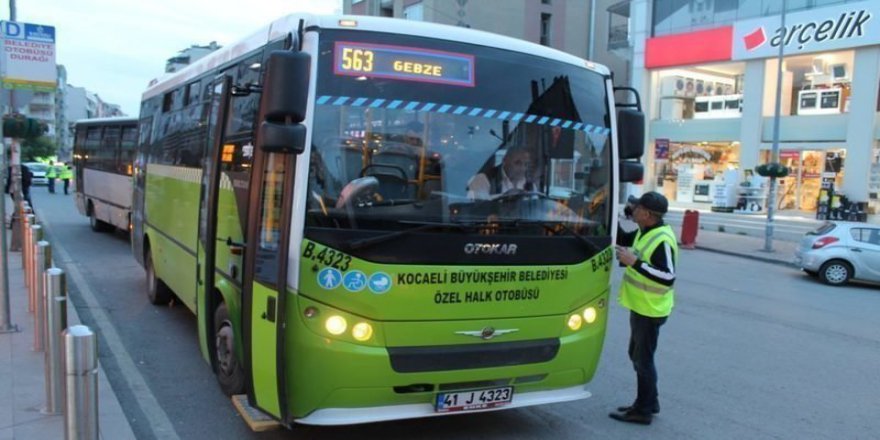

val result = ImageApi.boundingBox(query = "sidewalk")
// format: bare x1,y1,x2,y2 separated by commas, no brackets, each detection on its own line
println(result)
0,225,135,439
686,228,798,267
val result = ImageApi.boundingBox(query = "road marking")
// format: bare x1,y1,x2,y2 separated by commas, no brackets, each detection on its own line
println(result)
38,216,180,440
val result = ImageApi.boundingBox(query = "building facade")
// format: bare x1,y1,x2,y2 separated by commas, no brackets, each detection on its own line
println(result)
165,41,222,73
344,0,630,85
627,0,879,219
52,69,126,160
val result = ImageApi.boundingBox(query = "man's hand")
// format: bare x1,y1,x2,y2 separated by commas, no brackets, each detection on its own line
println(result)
615,245,637,267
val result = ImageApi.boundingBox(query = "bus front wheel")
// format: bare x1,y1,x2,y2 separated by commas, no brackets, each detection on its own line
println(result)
145,249,173,305
214,303,245,396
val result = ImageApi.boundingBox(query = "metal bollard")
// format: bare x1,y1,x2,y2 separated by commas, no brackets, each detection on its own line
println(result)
28,224,42,314
32,240,50,351
44,268,67,415
63,325,98,440
22,213,33,285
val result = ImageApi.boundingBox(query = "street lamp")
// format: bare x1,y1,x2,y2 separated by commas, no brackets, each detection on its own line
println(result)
764,0,788,253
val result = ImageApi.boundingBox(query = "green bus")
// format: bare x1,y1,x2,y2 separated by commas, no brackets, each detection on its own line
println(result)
132,13,645,427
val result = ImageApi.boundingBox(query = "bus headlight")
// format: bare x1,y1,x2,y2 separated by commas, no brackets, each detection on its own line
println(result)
325,316,347,335
567,314,583,331
582,307,597,324
351,322,374,341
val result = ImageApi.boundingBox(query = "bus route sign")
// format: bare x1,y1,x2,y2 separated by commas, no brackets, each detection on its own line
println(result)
333,41,475,87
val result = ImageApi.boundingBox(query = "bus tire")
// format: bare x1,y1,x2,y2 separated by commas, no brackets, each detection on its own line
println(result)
145,249,173,305
88,202,112,232
214,303,245,396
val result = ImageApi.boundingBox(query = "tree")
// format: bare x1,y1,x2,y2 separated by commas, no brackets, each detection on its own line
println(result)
21,135,57,161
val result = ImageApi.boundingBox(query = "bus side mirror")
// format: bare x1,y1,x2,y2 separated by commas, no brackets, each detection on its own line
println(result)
617,109,645,160
619,161,643,183
259,122,306,154
261,51,311,122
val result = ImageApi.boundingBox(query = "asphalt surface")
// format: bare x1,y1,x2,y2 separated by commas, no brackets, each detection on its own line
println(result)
32,188,880,440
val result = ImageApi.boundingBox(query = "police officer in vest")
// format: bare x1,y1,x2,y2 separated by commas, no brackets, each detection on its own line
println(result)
610,191,677,425
46,160,57,193
60,163,73,195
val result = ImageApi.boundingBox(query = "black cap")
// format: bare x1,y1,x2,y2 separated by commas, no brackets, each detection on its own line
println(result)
630,191,668,214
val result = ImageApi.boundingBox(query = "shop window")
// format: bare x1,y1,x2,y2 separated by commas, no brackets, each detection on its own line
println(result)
655,65,743,121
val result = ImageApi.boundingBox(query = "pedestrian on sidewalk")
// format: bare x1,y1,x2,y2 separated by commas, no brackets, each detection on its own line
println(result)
46,159,57,193
5,162,33,208
609,191,678,426
60,163,73,195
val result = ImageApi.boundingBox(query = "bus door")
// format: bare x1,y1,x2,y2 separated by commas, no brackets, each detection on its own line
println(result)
241,148,295,419
196,75,237,375
240,49,310,421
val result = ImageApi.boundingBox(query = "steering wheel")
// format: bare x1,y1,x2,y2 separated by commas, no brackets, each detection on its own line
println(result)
360,164,408,181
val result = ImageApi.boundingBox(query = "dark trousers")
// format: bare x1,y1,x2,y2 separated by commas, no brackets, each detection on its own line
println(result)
63,179,70,195
628,311,667,414
47,177,55,193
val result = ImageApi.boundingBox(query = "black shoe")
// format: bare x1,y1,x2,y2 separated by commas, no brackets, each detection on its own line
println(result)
609,409,652,425
616,404,660,414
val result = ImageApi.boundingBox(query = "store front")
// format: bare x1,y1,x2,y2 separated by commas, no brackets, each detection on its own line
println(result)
765,148,846,211
654,140,740,204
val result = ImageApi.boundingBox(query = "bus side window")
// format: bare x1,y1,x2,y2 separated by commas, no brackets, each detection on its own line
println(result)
120,127,138,175
253,154,286,285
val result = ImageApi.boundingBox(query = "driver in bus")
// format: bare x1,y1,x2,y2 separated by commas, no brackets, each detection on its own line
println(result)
467,146,535,200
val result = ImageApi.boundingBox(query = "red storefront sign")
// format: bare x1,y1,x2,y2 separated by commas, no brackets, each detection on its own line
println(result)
645,26,734,68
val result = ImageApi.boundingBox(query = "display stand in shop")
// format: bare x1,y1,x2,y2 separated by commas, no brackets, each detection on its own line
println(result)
734,175,767,214
711,169,739,212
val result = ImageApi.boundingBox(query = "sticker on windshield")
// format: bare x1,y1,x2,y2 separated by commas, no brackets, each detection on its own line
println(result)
317,267,342,290
343,270,368,292
368,272,392,294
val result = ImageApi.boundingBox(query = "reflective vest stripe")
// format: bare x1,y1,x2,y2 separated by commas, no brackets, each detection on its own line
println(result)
622,271,671,295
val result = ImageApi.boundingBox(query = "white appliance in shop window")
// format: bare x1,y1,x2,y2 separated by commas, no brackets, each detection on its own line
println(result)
798,88,842,115
693,94,742,119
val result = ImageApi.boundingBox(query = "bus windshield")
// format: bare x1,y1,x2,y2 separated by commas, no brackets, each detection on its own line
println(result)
307,30,611,236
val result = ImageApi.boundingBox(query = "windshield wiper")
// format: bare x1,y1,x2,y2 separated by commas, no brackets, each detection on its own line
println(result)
515,220,601,254
345,221,471,251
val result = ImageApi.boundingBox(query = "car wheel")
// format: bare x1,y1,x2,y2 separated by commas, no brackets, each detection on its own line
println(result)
145,249,173,305
818,260,852,286
214,303,245,396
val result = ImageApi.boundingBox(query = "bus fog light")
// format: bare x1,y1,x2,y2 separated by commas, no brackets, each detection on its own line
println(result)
303,307,318,319
582,307,597,324
352,322,373,341
567,314,583,331
325,316,347,335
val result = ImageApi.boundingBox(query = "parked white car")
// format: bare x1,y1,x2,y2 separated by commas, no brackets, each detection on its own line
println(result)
23,162,49,186
794,221,880,286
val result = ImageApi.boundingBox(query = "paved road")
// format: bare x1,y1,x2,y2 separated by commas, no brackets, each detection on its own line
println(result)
31,189,879,439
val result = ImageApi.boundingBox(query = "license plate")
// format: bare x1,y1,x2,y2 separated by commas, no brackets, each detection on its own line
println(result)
435,386,513,412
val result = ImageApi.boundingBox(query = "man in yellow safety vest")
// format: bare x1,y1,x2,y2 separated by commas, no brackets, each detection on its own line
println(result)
46,160,57,193
60,163,73,195
609,191,678,426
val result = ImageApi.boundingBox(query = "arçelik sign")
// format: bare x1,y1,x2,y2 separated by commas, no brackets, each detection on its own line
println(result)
0,21,56,92
732,1,879,60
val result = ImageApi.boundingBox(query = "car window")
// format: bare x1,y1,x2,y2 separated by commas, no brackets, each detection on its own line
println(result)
808,222,835,236
868,229,880,246
25,164,47,172
850,228,880,245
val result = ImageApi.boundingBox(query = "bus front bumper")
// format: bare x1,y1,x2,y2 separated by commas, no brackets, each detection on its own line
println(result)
295,384,590,426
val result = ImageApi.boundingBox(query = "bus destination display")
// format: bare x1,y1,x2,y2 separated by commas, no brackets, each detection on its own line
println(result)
334,41,475,87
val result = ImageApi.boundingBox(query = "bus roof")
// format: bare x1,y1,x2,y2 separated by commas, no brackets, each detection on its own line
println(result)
143,14,611,102
74,116,138,126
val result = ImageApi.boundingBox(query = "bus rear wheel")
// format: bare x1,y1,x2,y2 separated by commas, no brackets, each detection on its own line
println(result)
214,303,245,396
88,202,112,232
145,249,173,305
